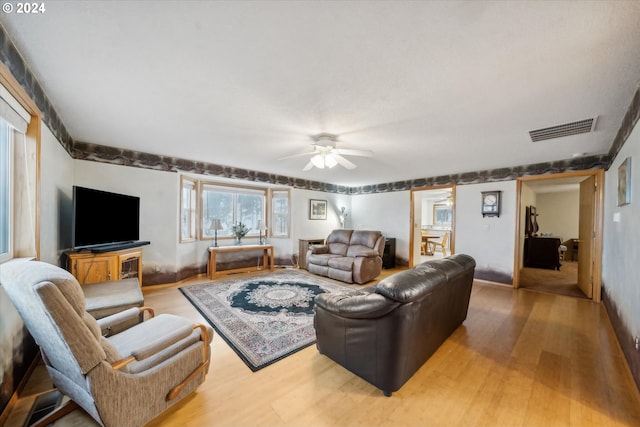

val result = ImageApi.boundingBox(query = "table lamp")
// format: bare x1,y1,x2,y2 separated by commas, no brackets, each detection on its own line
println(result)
257,220,266,245
209,219,223,247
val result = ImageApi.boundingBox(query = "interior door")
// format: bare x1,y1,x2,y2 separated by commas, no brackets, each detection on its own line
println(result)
577,176,595,298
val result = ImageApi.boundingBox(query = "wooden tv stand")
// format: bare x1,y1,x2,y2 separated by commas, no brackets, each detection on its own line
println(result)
66,247,144,285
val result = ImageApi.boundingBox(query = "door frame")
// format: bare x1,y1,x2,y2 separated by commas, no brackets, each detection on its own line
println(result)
514,169,604,302
409,184,456,268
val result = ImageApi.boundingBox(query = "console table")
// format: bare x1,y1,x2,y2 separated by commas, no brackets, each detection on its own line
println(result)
207,244,274,279
298,238,325,270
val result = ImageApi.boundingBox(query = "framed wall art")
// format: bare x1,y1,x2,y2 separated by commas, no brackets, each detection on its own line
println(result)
433,204,452,226
618,157,631,206
309,199,327,220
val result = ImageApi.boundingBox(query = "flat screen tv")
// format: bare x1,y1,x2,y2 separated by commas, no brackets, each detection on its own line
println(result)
72,186,140,249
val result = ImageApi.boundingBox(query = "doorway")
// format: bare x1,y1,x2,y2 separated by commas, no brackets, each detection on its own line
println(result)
409,185,455,268
514,170,603,302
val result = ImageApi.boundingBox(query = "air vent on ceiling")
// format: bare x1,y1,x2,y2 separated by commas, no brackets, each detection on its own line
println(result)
529,117,597,142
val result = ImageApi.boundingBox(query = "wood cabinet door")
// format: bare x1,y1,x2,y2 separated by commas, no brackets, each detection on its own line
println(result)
118,251,141,281
73,256,115,285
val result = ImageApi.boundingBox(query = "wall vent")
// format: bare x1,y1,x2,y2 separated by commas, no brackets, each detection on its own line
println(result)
529,117,597,142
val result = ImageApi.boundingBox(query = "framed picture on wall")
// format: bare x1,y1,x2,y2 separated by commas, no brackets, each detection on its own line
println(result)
433,204,452,225
618,157,631,206
309,199,327,220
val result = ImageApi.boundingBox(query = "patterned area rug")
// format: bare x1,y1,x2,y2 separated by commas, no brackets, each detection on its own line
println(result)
179,270,351,371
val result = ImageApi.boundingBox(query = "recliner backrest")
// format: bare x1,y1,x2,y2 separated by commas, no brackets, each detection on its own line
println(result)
348,230,384,257
1,261,106,388
326,229,353,256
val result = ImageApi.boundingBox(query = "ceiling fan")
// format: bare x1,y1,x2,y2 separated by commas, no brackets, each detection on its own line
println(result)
280,133,373,171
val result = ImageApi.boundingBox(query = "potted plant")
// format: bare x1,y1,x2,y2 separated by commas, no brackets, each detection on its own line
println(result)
231,222,250,245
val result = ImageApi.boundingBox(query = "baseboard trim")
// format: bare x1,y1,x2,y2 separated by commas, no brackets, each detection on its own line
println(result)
602,286,640,392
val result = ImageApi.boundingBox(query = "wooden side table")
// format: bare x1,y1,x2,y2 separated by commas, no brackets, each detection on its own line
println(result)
207,244,274,279
298,239,324,269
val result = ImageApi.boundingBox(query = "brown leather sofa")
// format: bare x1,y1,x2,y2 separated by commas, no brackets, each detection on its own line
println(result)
313,254,476,396
307,229,385,284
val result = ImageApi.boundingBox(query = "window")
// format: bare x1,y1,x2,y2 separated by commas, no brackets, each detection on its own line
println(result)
0,85,31,263
270,189,290,237
201,183,265,239
179,176,291,243
0,119,12,262
180,176,197,242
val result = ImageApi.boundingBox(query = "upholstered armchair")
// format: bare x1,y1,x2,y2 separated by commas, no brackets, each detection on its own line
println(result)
307,229,385,284
0,260,213,427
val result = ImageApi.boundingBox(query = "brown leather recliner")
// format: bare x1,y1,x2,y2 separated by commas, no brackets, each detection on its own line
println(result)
307,229,385,284
313,254,476,396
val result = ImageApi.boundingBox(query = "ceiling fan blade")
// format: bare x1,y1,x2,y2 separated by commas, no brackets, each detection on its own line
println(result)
333,154,357,169
302,161,314,171
279,152,314,160
334,148,374,157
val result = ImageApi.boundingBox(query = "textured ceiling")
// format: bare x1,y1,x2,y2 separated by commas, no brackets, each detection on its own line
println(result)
1,1,640,186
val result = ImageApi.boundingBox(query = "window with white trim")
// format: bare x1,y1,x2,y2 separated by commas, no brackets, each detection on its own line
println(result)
270,189,290,238
180,176,197,242
179,176,290,242
201,183,265,239
0,86,31,263
0,119,12,262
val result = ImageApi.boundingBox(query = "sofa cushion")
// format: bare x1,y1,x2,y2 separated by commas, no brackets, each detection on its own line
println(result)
308,263,329,277
375,266,447,303
416,257,464,280
325,229,353,256
327,242,349,256
327,229,353,244
328,257,354,271
328,268,353,283
309,245,329,254
347,246,380,258
314,288,400,319
308,253,340,266
349,230,382,248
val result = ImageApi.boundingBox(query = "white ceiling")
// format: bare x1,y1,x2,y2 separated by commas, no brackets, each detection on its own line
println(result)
2,1,640,186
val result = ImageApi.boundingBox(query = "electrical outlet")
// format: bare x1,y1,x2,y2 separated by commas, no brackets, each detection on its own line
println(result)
635,337,639,350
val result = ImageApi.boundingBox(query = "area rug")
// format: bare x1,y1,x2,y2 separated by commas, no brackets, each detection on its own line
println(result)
179,270,351,371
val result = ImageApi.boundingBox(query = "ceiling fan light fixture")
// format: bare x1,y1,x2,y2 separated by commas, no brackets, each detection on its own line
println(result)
281,133,373,171
310,154,325,169
325,154,338,168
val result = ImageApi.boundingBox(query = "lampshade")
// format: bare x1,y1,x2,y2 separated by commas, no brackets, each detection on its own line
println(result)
208,218,223,231
324,154,337,168
310,153,337,169
310,154,325,169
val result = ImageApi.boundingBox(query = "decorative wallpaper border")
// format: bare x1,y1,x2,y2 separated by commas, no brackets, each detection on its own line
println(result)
0,23,615,195
608,83,640,163
73,140,609,194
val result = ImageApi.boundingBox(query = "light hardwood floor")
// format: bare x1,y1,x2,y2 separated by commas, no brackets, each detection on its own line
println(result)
6,268,640,427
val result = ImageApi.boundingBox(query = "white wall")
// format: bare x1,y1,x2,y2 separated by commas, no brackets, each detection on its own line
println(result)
536,190,579,240
291,188,350,245
73,160,179,277
456,181,517,283
39,125,74,265
352,191,411,264
603,120,640,344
